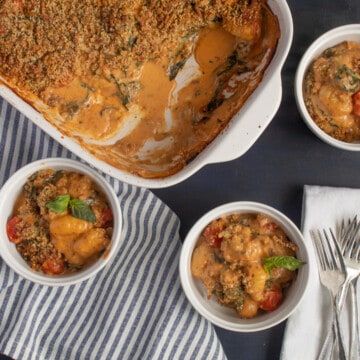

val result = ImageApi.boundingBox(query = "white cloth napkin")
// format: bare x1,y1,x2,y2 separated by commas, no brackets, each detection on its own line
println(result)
281,185,360,360
0,98,226,360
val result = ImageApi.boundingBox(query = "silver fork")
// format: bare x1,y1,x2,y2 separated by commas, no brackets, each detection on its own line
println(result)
310,229,348,360
336,217,360,360
317,219,360,360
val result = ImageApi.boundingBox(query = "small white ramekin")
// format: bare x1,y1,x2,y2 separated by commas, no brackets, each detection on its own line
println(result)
0,158,122,286
295,24,360,151
179,201,310,332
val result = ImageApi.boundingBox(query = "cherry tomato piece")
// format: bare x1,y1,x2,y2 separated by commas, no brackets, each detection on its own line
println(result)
264,221,279,233
259,286,283,311
6,216,21,243
42,259,65,275
203,220,225,248
100,207,113,227
353,91,360,116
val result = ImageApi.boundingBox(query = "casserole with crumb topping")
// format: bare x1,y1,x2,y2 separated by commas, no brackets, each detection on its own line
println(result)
0,0,280,178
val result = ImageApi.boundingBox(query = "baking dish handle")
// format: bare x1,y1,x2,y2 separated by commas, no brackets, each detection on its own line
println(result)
205,72,283,165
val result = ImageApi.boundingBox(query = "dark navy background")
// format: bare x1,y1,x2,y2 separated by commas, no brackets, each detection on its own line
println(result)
153,1,360,359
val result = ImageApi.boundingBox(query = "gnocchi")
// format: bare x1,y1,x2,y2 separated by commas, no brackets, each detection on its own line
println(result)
7,169,114,275
191,213,304,318
303,41,360,142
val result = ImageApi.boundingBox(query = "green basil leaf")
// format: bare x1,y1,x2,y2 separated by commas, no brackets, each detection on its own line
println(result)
46,194,70,213
69,199,96,223
335,64,360,92
263,256,306,275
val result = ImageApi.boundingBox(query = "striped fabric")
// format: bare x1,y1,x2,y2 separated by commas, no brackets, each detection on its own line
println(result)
0,97,226,360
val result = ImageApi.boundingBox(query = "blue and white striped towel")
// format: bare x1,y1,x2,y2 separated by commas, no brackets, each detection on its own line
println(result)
0,97,226,360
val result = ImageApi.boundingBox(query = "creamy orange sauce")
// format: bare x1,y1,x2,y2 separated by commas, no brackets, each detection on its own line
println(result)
43,76,128,141
125,61,175,153
303,41,360,142
4,4,280,178
195,25,237,72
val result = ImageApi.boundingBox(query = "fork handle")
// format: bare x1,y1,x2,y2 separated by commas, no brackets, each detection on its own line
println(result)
318,319,347,360
318,326,334,360
333,305,348,360
326,280,359,360
349,278,360,360
318,282,349,360
318,306,347,360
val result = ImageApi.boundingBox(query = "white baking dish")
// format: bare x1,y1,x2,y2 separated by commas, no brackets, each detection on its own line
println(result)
0,0,293,188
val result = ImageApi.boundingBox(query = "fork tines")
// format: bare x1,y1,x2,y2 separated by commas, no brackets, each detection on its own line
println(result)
311,229,346,273
339,217,360,260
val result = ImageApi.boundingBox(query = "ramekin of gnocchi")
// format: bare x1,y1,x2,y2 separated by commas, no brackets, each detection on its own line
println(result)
179,202,310,332
0,158,122,286
295,24,360,150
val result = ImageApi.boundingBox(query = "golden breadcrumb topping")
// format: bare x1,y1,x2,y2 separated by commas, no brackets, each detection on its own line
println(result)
0,0,263,94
